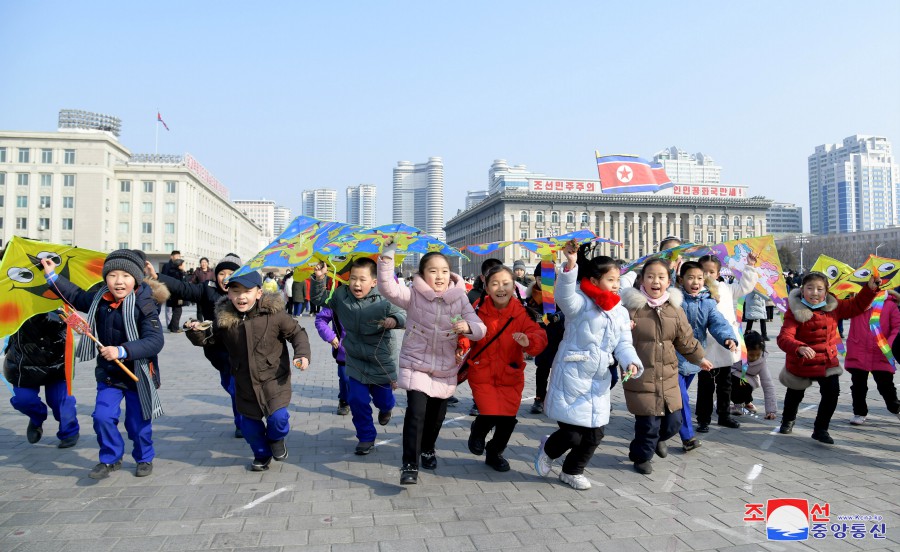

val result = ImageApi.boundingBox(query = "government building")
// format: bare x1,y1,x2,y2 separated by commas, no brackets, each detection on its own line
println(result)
0,109,263,268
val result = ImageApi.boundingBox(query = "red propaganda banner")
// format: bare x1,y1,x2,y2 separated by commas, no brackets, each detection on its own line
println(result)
595,152,674,193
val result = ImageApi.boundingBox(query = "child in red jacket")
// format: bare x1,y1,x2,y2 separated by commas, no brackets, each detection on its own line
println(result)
777,271,878,444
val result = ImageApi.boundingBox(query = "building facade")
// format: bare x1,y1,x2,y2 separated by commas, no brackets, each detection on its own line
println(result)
0,111,263,268
653,147,722,186
766,202,803,236
393,157,444,239
445,188,771,278
234,199,276,246
465,190,490,210
273,205,291,236
346,184,377,227
301,188,337,222
808,135,899,235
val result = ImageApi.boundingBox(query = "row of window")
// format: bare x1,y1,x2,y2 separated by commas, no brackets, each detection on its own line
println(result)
0,173,77,187
113,242,176,252
119,201,178,214
120,180,177,193
0,217,74,231
519,211,591,224
693,215,756,227
693,231,754,243
3,196,75,209
0,147,76,165
116,222,177,234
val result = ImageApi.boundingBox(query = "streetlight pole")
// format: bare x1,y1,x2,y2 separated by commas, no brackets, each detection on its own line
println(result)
794,234,810,273
876,242,886,256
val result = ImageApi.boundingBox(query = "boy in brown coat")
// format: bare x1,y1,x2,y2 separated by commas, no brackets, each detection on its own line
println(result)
201,271,311,471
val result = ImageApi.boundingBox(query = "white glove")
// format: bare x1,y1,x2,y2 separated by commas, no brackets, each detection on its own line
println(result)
381,241,398,257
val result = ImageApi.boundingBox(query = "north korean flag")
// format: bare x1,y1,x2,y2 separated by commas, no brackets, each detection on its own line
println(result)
595,152,673,193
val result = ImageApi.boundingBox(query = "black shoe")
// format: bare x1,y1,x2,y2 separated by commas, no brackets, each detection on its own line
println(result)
447,396,459,405
135,462,153,477
655,440,668,458
485,453,510,472
469,405,479,416
234,428,243,439
355,441,375,455
400,464,418,485
811,430,834,444
779,420,794,434
26,422,43,444
336,401,350,416
762,335,770,341
420,450,437,470
271,439,288,461
58,434,79,449
378,409,392,426
530,399,544,414
697,423,710,433
89,460,122,480
634,461,653,474
718,417,741,429
251,457,272,471
682,438,702,452
468,431,485,456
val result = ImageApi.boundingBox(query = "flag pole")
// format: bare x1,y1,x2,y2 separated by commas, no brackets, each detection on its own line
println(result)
155,110,159,155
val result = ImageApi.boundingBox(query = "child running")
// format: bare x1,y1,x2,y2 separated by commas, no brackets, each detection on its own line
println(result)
42,250,166,479
777,271,877,444
621,259,712,474
463,264,546,472
314,258,406,455
535,243,641,490
730,331,777,419
378,241,486,485
845,290,900,425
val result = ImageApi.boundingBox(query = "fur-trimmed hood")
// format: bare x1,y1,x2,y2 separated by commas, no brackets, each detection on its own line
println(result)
621,286,684,311
787,288,839,323
145,279,171,305
214,291,286,329
410,272,468,303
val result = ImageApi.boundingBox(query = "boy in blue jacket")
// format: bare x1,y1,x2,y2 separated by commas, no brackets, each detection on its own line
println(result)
42,249,166,479
676,261,738,451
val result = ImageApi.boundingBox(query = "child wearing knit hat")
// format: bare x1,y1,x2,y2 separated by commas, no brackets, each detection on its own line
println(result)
41,249,169,480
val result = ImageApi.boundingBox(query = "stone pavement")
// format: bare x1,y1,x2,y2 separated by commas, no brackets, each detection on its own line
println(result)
1,308,899,551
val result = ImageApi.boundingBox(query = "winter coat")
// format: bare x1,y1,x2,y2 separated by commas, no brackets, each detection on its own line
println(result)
189,268,215,285
525,294,565,371
3,312,67,388
677,285,736,375
463,297,547,416
744,290,768,321
215,292,311,419
706,268,759,368
321,284,406,385
777,285,876,383
730,352,777,414
315,306,347,365
283,276,294,300
620,287,706,416
49,275,168,390
157,273,225,323
844,294,899,374
544,266,642,428
292,278,309,302
377,250,486,399
161,261,185,307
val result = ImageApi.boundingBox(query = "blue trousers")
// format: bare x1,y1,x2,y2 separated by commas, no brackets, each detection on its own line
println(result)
678,373,696,441
240,407,290,459
630,409,683,463
337,363,349,403
346,375,396,442
203,345,242,430
94,383,153,464
10,380,79,440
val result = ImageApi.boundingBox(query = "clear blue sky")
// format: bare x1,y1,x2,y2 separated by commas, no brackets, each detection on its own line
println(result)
2,1,898,229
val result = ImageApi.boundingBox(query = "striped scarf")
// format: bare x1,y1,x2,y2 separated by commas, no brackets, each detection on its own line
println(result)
75,285,164,420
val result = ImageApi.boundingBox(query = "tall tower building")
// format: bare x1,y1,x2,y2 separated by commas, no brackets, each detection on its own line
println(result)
392,157,444,239
346,184,377,226
653,147,722,186
273,205,292,235
808,135,898,234
301,188,337,222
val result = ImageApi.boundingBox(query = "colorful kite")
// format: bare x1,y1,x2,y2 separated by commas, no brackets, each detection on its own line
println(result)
814,255,900,299
620,243,710,274
709,235,789,314
810,255,855,288
869,289,896,365
322,223,467,258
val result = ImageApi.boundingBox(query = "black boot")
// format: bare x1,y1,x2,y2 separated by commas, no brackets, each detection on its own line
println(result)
779,420,794,434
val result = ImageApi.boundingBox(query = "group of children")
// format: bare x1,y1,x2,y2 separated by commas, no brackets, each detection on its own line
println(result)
5,235,899,488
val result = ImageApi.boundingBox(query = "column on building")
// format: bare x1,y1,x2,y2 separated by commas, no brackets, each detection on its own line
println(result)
645,212,654,256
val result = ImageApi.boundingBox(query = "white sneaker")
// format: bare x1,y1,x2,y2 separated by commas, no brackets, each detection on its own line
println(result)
559,472,591,490
849,415,867,426
535,435,552,477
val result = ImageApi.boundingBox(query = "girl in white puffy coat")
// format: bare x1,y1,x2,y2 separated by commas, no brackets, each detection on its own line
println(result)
535,242,642,490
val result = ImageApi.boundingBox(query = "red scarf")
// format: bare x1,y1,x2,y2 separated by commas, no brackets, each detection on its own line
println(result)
579,278,620,311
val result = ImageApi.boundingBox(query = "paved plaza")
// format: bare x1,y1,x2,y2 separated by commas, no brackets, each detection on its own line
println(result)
1,309,899,551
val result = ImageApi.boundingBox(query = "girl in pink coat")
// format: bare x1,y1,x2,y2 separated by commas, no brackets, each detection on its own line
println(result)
378,242,486,485
845,290,900,425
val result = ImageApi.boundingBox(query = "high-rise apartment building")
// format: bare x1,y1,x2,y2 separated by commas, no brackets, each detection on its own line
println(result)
392,157,444,239
273,205,292,235
652,147,722,186
766,202,803,236
301,188,337,222
808,135,898,235
234,199,276,243
346,184,377,226
487,159,542,194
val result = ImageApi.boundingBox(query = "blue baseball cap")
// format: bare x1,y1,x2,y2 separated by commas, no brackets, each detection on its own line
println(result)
226,271,262,290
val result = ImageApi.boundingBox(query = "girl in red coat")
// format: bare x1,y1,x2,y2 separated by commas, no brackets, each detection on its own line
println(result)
777,271,878,444
846,290,900,425
464,265,547,471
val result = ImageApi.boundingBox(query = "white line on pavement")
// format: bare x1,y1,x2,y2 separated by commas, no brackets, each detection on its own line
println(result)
225,485,294,517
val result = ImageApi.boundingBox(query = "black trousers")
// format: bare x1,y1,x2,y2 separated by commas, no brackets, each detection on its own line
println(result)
168,305,183,332
629,409,682,463
470,414,518,456
534,362,551,401
544,422,605,475
730,375,755,405
848,368,900,416
744,319,767,337
696,365,733,424
402,390,448,466
782,374,840,432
